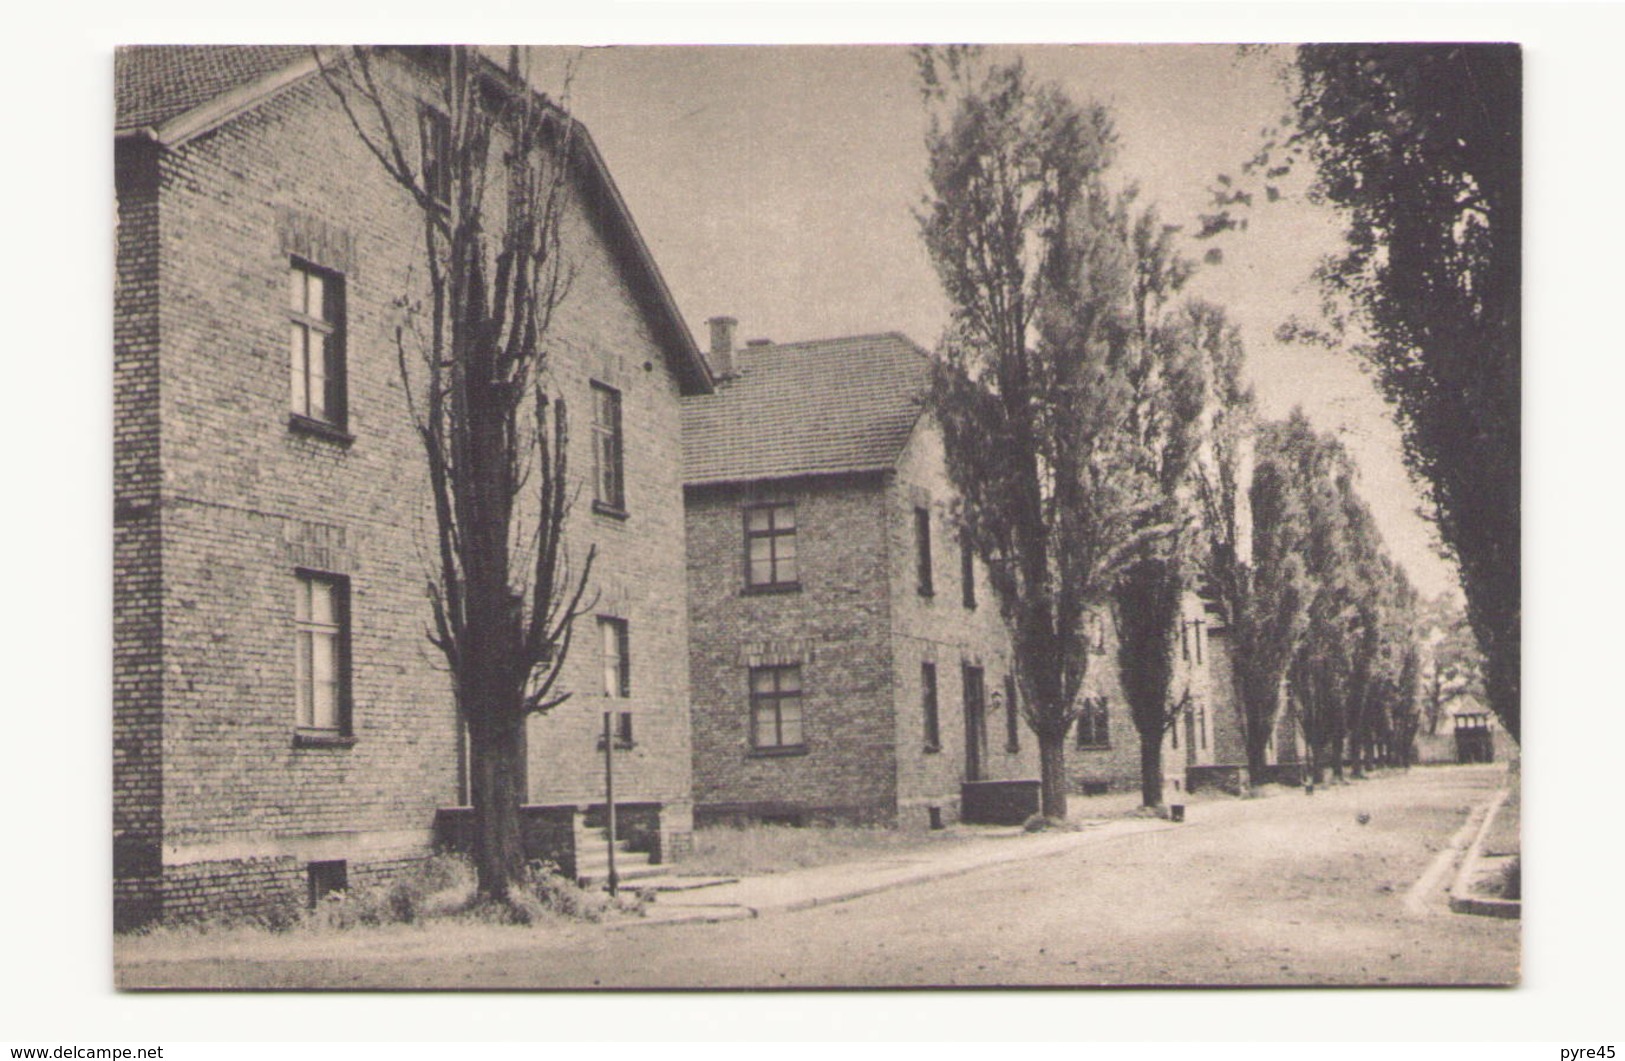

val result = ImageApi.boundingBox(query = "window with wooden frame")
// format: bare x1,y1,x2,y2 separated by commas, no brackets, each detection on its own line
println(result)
591,382,625,514
1004,673,1021,752
744,502,798,590
598,710,635,751
921,662,941,752
288,260,346,433
914,506,934,597
599,616,630,699
419,104,451,207
960,530,976,609
749,664,804,752
294,572,351,743
1075,695,1110,749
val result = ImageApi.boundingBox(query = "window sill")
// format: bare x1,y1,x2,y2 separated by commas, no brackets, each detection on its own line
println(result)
294,731,357,749
594,738,636,752
592,501,629,521
1076,743,1111,752
289,414,354,446
917,589,935,600
923,744,941,755
1005,744,1021,754
748,745,808,758
743,581,802,596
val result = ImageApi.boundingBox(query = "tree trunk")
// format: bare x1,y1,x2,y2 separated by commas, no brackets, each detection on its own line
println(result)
1242,704,1270,779
467,711,527,902
1037,730,1069,820
1139,733,1165,808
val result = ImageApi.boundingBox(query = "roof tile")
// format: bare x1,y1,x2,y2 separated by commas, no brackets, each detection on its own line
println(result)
115,45,309,131
681,332,930,485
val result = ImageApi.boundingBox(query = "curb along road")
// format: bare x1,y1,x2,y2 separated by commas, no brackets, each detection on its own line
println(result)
1447,786,1519,919
615,817,1179,929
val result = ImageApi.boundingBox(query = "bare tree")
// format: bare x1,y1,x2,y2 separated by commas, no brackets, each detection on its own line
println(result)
318,46,595,902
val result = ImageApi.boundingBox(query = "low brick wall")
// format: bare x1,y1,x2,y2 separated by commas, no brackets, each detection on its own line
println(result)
694,800,895,829
160,857,307,926
1186,764,1250,796
1253,763,1307,787
434,805,579,878
960,779,1041,825
144,852,431,927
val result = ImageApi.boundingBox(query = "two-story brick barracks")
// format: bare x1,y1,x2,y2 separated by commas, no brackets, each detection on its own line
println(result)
681,323,1054,828
114,46,711,927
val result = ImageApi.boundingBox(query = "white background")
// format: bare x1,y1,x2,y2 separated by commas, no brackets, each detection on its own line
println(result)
4,0,1619,1044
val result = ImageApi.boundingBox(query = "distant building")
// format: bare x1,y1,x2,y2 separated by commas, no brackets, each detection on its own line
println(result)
114,46,709,926
681,326,1043,827
1414,694,1514,765
1065,588,1250,800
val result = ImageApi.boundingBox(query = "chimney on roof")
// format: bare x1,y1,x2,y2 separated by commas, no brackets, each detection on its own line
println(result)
706,316,738,379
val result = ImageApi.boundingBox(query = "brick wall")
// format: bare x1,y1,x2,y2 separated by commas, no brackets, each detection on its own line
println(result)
114,53,695,924
114,137,165,929
684,416,1050,830
1205,627,1248,767
887,419,1038,827
1063,604,1141,796
685,475,899,824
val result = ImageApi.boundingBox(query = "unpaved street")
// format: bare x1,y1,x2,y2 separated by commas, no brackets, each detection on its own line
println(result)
119,765,1516,988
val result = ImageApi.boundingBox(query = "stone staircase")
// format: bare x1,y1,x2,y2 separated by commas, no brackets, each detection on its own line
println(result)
574,824,665,890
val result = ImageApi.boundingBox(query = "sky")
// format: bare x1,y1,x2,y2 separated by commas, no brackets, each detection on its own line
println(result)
530,43,1457,601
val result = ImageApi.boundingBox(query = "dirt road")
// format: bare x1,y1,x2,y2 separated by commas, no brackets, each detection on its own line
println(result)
118,765,1517,988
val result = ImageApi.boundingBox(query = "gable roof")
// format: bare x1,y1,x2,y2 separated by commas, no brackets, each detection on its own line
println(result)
681,332,932,486
113,45,712,395
116,45,310,132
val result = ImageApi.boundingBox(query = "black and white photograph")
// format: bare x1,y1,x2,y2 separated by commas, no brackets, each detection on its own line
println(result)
104,40,1526,992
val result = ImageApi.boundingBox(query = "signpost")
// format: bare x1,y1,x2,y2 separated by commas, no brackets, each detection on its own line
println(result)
602,711,618,896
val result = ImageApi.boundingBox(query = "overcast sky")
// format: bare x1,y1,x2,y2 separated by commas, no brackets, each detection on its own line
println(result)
534,43,1457,600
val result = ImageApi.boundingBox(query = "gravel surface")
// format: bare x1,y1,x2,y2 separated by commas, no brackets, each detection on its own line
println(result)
117,765,1517,989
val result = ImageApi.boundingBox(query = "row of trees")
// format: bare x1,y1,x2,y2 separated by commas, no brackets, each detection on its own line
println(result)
915,48,1468,817
1203,45,1519,743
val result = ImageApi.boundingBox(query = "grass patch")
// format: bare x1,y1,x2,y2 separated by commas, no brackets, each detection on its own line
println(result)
1481,779,1520,859
120,853,647,944
681,822,974,876
1499,857,1521,901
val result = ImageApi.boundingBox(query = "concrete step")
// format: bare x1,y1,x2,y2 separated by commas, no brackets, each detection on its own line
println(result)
620,874,738,892
575,847,651,871
574,833,657,888
576,860,668,888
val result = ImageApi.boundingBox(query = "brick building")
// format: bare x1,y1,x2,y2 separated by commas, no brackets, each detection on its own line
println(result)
114,46,710,927
1055,582,1248,799
681,326,1045,828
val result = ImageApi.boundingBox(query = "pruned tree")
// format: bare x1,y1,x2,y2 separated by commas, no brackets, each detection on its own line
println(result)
1225,411,1320,778
1359,566,1422,769
317,46,596,902
1184,303,1295,781
1114,557,1190,808
915,48,1173,819
1284,424,1365,784
1387,637,1424,767
1282,422,1416,783
1113,241,1208,811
